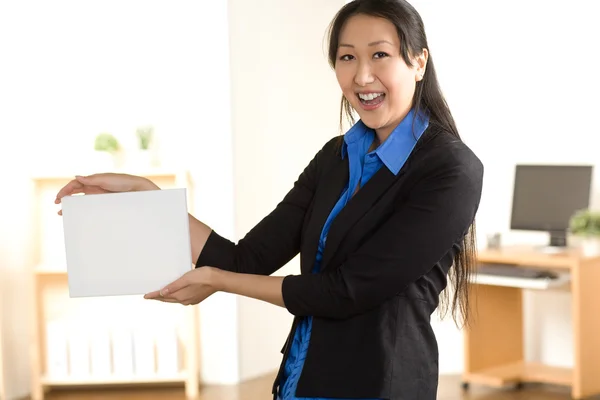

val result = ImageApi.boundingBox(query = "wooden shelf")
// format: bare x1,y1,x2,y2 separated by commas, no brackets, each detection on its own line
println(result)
29,169,189,182
29,171,200,400
464,361,572,387
34,266,67,276
41,373,187,386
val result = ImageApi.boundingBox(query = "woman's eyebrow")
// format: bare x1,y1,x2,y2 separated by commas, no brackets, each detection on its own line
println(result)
338,40,395,48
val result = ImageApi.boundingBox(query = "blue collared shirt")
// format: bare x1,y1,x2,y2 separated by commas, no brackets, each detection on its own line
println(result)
279,109,429,400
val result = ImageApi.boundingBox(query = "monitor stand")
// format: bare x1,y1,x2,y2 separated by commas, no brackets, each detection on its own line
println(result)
537,230,568,254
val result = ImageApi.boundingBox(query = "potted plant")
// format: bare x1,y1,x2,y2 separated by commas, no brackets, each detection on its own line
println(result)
131,125,155,168
93,133,120,168
569,209,600,256
94,133,119,153
136,126,154,151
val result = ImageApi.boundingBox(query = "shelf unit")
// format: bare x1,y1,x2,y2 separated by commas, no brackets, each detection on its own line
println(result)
28,170,199,400
463,246,600,399
40,373,189,386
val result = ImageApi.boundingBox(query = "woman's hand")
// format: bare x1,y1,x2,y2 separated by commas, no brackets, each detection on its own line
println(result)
144,267,218,305
54,173,159,215
147,266,287,309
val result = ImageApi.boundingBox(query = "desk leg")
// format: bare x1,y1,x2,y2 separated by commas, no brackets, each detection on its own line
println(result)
464,284,523,375
572,259,600,399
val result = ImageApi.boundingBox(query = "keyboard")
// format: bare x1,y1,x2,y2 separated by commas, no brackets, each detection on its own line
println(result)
477,263,558,280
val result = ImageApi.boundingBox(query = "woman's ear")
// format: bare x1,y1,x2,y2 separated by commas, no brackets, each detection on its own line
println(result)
414,48,429,82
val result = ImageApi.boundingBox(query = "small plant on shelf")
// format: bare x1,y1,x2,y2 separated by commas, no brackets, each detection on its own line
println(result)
569,209,600,238
136,126,154,150
93,133,120,168
569,209,600,256
94,133,120,154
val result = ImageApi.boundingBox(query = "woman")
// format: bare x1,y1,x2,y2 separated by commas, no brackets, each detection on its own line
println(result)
56,0,483,399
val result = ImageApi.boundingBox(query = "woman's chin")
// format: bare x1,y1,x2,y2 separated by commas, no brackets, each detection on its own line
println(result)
358,115,386,130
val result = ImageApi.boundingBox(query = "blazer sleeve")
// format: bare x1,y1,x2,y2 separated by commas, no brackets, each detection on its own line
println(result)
195,138,335,275
281,147,484,320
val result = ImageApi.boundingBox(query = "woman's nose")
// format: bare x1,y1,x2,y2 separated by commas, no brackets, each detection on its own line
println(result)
354,63,375,86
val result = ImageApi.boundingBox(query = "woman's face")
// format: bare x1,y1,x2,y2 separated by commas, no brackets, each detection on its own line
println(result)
335,14,427,141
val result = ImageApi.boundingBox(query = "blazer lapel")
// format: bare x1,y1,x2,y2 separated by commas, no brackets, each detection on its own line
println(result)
320,166,397,271
301,157,349,274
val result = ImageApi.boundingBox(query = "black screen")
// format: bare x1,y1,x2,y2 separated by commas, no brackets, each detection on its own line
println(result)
510,165,593,232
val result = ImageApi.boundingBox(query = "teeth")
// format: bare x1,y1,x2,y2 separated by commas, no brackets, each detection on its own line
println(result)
358,92,384,101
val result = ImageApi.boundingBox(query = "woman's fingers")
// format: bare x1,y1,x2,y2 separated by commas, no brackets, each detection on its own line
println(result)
55,179,84,203
75,174,111,187
55,173,122,202
55,183,112,215
77,173,142,193
149,298,179,303
55,174,118,203
56,173,151,205
55,179,108,201
81,186,111,195
55,184,110,201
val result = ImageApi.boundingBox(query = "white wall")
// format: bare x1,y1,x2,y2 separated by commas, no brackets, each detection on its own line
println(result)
0,2,45,394
227,0,347,381
411,0,600,373
0,0,240,395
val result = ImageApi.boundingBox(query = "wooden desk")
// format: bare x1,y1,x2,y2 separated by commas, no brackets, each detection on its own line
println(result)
463,246,600,399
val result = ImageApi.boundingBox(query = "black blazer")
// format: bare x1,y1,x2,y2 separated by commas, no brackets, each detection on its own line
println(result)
196,123,484,400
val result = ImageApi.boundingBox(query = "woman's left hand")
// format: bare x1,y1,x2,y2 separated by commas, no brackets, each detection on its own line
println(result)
144,267,218,305
146,266,286,309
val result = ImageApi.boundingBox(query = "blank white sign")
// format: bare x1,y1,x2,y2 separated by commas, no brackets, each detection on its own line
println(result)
61,188,192,297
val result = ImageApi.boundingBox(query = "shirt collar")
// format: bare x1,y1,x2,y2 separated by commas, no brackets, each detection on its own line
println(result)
341,108,430,175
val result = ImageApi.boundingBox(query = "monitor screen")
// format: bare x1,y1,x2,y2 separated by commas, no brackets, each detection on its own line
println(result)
510,165,593,233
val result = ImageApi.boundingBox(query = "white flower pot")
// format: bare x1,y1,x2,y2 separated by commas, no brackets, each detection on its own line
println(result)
581,237,600,257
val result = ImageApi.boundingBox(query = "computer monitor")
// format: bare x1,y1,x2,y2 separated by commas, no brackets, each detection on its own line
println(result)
510,164,593,250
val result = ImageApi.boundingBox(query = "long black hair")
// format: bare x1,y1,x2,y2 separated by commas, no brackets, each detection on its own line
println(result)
327,0,477,328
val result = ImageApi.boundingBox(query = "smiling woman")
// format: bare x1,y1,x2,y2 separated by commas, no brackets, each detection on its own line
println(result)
333,14,427,139
55,1,483,399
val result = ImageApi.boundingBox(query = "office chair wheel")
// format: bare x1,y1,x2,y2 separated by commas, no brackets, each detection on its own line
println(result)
461,381,470,391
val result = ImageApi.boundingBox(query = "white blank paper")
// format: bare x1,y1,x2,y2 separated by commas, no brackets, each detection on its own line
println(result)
61,188,192,297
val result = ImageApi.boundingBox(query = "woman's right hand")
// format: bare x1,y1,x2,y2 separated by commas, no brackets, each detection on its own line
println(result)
54,173,159,215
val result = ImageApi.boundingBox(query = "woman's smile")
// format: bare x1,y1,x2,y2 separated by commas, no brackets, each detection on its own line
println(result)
357,91,386,111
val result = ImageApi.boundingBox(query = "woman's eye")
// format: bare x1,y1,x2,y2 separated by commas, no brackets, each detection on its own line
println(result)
374,52,389,59
339,54,354,61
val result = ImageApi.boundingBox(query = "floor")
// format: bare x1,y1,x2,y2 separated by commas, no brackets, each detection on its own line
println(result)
40,373,600,400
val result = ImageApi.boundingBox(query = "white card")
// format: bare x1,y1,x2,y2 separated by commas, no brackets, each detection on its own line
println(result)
61,188,192,297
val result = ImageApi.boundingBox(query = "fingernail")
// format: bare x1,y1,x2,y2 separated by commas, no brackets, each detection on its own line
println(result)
162,288,169,296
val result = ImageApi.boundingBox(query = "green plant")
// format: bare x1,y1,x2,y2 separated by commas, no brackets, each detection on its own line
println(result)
94,133,119,154
569,209,600,237
136,126,154,150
